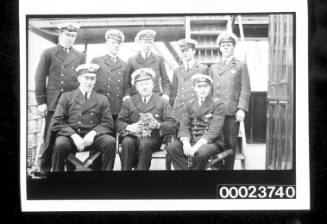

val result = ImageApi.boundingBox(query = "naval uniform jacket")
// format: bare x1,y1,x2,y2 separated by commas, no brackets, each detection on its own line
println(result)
178,96,225,145
91,55,128,115
126,52,172,96
34,44,86,111
116,93,177,138
51,89,115,137
209,57,251,116
171,62,208,119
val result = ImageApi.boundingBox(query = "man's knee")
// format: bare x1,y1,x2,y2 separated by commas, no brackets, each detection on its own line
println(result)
121,136,135,147
99,134,116,153
53,136,72,154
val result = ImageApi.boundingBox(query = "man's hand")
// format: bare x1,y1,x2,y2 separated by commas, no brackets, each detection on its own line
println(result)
236,109,245,122
37,104,47,117
71,133,85,151
161,94,169,101
183,141,192,156
126,123,143,134
149,120,160,130
191,138,208,156
83,130,97,147
122,96,131,102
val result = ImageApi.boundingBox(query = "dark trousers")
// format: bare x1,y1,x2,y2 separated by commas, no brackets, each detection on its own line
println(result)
223,116,240,170
166,140,220,170
51,134,116,172
120,135,161,170
38,111,55,171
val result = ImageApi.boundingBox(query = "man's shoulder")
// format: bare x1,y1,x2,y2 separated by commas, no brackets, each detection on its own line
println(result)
93,91,108,101
60,90,75,100
91,55,105,63
118,57,127,66
128,53,139,62
42,46,58,55
71,47,84,56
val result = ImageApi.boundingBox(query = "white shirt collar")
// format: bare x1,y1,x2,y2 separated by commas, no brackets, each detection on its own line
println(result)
141,51,152,59
79,88,91,99
142,93,152,103
107,51,118,60
222,56,234,65
184,58,195,70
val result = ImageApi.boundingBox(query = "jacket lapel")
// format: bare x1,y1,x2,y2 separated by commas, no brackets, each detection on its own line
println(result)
142,94,157,113
73,89,86,108
135,52,147,65
147,52,156,65
133,94,146,112
63,48,79,66
104,55,122,71
54,45,66,63
216,57,236,76
191,96,201,115
183,62,202,80
81,91,97,113
198,96,212,116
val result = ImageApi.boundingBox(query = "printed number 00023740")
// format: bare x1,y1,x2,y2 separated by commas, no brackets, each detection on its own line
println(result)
216,185,296,199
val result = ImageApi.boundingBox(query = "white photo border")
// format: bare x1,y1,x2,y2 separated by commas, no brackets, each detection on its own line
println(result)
20,0,309,211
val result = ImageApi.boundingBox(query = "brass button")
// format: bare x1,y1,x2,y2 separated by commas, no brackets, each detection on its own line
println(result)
61,74,64,77
90,120,93,124
60,89,64,92
61,81,64,84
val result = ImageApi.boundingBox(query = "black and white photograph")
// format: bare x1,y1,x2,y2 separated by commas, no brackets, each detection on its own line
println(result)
19,0,309,211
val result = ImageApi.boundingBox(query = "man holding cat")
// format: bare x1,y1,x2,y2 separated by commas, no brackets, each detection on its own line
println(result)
116,68,177,170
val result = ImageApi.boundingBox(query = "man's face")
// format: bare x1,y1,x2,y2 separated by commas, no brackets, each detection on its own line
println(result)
219,42,235,58
193,82,211,99
135,79,154,97
78,73,96,92
58,30,77,48
106,38,121,56
139,39,154,52
181,47,196,62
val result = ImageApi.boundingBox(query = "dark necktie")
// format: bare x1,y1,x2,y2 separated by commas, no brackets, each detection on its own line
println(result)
143,97,147,104
85,92,88,101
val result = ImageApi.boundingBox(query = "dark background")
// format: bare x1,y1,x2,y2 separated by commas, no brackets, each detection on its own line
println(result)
1,0,326,223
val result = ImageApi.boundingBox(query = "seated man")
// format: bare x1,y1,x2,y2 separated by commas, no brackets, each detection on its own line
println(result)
166,74,225,170
51,63,116,172
116,68,177,170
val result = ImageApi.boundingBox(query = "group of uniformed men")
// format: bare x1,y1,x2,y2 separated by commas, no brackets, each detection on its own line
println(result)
34,22,251,172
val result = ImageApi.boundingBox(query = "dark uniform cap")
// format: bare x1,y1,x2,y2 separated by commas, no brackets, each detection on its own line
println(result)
105,29,125,42
178,38,198,49
135,29,156,41
216,31,238,45
191,73,213,85
131,68,156,86
75,63,100,76
57,22,80,32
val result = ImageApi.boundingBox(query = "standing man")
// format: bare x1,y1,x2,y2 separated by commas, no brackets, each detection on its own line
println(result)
116,68,177,170
209,31,251,170
166,74,225,170
125,29,171,100
91,29,128,122
34,23,86,171
171,38,208,120
51,64,116,172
